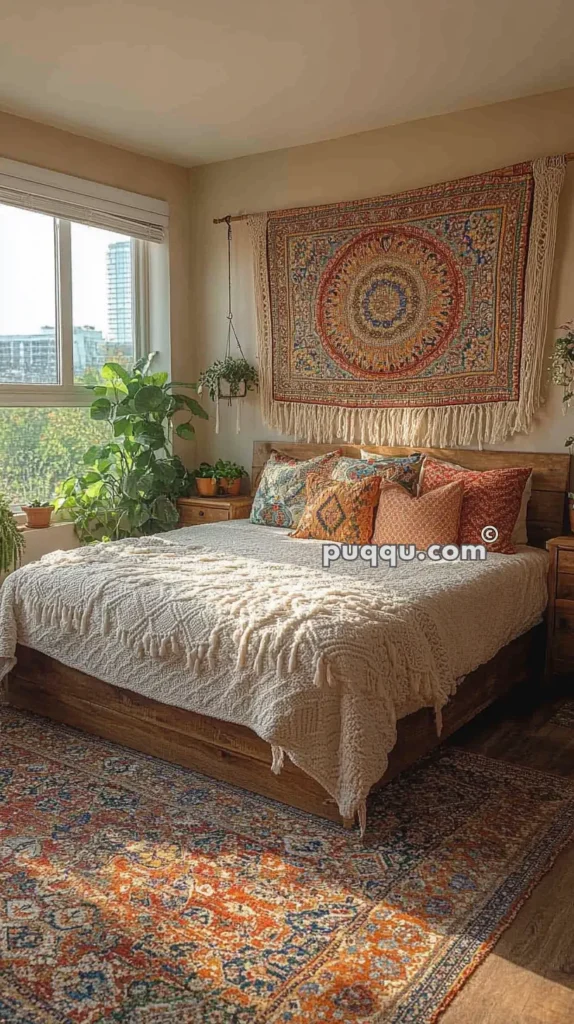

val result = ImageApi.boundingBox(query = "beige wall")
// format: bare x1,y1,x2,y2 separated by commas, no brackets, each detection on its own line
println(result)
0,108,194,460
189,87,574,479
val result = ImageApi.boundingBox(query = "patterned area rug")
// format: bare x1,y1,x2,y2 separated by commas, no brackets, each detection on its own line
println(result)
1,708,573,1024
550,700,574,728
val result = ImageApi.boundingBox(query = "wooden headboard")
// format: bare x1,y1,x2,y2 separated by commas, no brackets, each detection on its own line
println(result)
252,442,570,548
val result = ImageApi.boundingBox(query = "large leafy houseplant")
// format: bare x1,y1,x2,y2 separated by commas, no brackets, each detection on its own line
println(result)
55,356,208,543
0,493,25,574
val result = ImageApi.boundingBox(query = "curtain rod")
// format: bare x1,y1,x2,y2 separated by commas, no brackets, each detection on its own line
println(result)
213,153,574,224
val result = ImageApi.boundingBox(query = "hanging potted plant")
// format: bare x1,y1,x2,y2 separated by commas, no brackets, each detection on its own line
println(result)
214,460,248,496
198,357,259,403
21,499,54,529
198,217,258,433
550,319,574,531
0,493,25,573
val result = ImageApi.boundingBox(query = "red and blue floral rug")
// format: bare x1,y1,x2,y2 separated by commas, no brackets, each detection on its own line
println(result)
1,706,573,1023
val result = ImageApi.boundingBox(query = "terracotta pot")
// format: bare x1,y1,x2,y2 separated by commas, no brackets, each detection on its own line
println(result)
195,477,218,497
218,477,241,496
569,501,574,534
22,505,53,529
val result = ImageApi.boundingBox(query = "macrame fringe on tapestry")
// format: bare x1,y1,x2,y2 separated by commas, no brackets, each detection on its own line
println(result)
248,156,565,447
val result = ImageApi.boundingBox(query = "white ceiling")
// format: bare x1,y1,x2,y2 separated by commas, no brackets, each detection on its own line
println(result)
0,0,573,166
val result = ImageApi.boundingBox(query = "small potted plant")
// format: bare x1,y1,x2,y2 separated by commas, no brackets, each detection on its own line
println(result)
214,460,248,496
22,499,54,529
192,463,218,497
0,493,25,573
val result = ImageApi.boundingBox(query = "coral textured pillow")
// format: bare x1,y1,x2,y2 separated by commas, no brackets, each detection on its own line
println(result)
291,473,381,543
250,450,341,528
332,453,422,494
372,480,464,547
418,458,532,554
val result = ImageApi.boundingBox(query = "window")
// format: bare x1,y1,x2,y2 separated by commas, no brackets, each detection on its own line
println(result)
0,205,57,384
0,407,109,506
0,159,168,507
0,209,143,504
71,224,136,382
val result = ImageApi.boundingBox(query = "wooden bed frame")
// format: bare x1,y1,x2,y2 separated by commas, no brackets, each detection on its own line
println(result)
5,444,570,828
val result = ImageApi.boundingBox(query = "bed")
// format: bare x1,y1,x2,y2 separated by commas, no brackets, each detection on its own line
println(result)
0,444,569,829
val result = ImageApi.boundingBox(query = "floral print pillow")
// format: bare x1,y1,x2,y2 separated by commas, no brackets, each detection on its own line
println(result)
331,453,422,494
250,450,342,528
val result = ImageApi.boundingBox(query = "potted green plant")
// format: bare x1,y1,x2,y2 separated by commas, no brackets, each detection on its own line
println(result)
55,355,208,543
0,493,25,573
198,357,258,402
192,463,218,497
214,459,247,496
21,499,54,529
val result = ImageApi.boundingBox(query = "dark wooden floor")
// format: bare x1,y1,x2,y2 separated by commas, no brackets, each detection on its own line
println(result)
441,679,574,1024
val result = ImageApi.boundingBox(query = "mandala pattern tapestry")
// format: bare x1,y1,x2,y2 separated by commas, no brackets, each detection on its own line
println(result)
249,157,565,446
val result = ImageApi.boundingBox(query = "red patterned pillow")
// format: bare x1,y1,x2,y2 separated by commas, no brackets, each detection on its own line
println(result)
419,458,532,554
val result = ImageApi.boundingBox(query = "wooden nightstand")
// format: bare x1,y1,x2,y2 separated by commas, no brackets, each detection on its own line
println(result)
177,495,253,528
546,536,574,679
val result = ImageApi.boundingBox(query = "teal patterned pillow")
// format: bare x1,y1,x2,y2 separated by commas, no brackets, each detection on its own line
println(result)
332,453,422,494
250,450,341,528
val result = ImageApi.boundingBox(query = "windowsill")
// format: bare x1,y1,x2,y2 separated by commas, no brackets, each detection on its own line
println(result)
18,519,79,566
18,519,75,533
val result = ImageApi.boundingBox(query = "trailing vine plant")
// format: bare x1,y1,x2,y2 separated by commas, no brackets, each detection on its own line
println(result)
198,356,259,402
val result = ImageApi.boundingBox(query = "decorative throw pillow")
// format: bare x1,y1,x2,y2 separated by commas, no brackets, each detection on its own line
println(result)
250,450,341,528
417,455,533,545
290,473,381,543
372,480,464,547
333,453,422,494
418,458,532,554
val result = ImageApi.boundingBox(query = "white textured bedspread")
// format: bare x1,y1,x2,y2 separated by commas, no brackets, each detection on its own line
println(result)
0,522,548,822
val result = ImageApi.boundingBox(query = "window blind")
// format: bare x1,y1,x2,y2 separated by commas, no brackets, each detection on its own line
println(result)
0,157,169,242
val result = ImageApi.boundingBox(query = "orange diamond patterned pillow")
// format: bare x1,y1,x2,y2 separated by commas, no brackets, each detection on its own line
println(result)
372,480,464,547
290,473,381,543
419,458,531,554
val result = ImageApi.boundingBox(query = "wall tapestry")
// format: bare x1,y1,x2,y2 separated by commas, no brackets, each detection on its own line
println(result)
249,157,565,446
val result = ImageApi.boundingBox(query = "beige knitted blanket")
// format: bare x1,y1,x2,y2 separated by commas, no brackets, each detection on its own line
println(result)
0,522,548,825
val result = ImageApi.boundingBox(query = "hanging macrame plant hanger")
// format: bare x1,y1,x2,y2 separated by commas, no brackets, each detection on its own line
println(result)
218,216,247,434
198,216,259,433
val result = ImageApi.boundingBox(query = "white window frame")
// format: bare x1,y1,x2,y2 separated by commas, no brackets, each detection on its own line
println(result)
0,157,169,408
0,216,151,407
